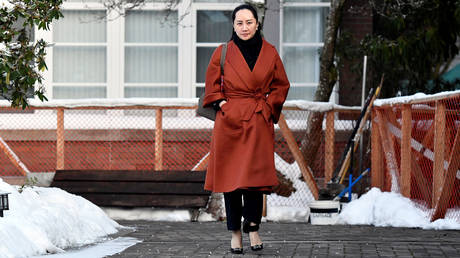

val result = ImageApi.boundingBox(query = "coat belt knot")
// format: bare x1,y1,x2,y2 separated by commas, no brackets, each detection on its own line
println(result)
225,89,271,123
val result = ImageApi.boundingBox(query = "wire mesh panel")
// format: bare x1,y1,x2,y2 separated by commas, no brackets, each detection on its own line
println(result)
269,108,364,209
372,93,460,222
0,109,57,175
0,100,367,211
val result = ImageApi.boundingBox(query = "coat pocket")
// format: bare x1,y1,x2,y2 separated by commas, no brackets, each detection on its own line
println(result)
217,102,243,134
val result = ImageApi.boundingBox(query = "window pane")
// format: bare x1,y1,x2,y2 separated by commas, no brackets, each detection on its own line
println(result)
283,47,320,83
283,7,327,43
53,10,106,43
196,47,215,83
53,46,106,83
53,86,106,99
125,10,178,43
125,87,178,98
286,87,316,100
197,10,232,43
196,87,205,98
125,46,178,83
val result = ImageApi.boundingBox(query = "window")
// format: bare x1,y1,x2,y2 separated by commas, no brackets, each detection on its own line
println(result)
52,10,107,99
195,9,233,97
124,10,179,98
38,1,329,100
281,1,329,100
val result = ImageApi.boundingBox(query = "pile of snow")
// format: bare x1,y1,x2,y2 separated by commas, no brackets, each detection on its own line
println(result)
0,179,121,258
103,208,196,222
338,187,460,230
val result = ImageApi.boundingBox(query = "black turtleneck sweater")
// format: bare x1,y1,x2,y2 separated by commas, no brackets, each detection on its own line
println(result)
232,31,263,71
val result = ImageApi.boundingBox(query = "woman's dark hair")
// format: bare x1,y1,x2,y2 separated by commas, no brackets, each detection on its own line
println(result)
232,4,259,23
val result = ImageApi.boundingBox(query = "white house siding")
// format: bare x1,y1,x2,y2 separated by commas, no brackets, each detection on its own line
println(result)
34,0,330,101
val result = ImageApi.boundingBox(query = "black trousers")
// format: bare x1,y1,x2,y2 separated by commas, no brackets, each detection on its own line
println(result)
224,189,263,231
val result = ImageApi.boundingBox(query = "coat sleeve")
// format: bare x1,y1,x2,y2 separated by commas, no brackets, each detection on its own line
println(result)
266,52,290,124
203,45,226,107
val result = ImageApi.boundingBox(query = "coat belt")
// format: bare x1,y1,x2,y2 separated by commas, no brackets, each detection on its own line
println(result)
225,90,272,123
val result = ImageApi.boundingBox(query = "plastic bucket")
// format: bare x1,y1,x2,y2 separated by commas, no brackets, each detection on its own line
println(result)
308,201,340,225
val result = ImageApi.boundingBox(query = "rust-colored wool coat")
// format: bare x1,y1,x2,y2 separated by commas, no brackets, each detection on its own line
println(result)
203,39,290,193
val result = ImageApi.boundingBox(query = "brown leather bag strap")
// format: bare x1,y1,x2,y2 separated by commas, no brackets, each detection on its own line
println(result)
220,43,227,75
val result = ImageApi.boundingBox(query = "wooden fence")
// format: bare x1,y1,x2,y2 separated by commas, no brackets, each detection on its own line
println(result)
371,91,460,222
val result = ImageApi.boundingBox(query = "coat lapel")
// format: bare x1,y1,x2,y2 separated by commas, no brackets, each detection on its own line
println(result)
252,40,276,85
227,39,276,91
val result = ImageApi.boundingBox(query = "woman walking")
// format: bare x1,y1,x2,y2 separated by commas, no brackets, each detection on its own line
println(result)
202,3,290,254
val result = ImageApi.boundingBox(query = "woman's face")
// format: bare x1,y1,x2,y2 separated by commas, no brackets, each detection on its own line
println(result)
233,9,258,41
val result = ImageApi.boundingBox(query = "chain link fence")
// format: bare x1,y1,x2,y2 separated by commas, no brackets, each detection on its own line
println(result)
0,99,365,212
372,92,460,222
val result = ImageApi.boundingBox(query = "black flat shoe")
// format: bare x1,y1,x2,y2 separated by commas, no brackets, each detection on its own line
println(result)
230,247,243,254
251,243,263,251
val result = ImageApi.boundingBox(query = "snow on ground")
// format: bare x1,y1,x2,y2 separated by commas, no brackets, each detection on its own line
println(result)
0,179,122,258
103,208,193,222
30,237,140,258
338,187,460,230
1,157,459,257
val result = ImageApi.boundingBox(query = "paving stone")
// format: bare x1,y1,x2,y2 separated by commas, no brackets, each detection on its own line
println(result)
107,221,460,258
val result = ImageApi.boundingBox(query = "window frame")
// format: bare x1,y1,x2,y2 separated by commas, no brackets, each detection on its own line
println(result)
280,1,330,100
123,6,181,98
191,3,238,98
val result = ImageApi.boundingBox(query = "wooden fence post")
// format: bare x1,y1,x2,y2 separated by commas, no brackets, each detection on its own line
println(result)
278,114,319,200
155,109,163,171
401,105,412,198
432,101,446,208
432,126,460,221
371,109,384,189
325,111,335,186
376,110,400,192
57,108,65,170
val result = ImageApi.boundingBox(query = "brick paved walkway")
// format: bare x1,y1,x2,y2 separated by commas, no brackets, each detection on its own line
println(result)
109,221,460,257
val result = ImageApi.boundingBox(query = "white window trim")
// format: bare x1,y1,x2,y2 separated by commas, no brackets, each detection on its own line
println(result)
280,1,331,96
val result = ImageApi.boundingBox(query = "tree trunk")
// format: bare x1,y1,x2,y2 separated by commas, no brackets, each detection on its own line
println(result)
300,0,346,177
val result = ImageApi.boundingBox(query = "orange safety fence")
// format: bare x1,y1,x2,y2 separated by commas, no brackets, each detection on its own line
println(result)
0,99,363,209
371,91,460,222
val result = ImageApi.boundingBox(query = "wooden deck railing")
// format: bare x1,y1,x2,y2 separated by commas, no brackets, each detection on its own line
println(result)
371,91,460,221
0,99,362,202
